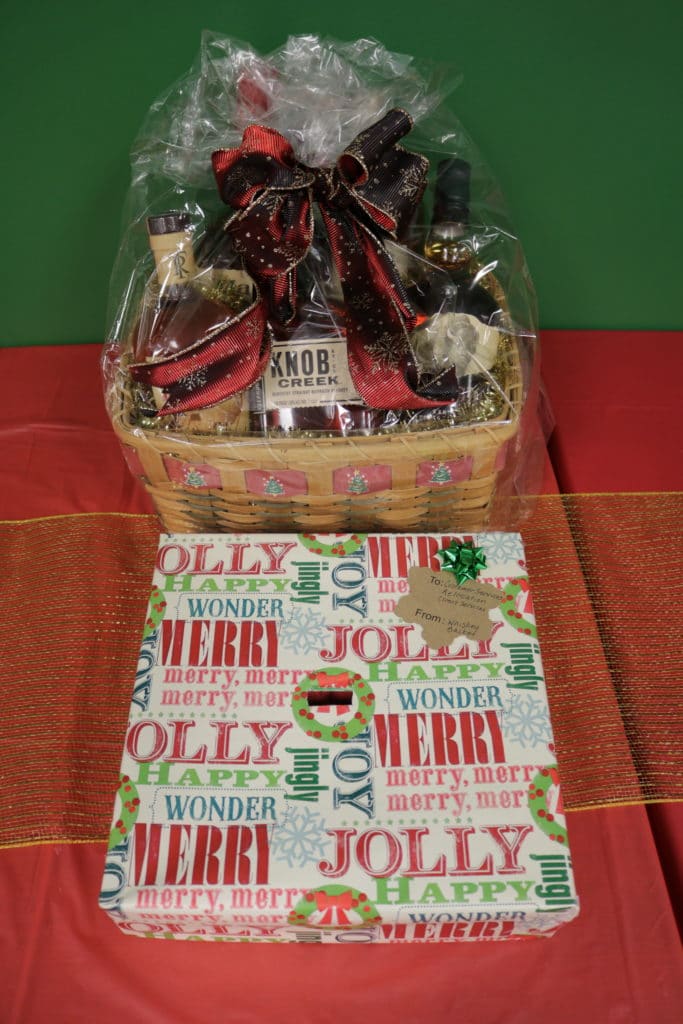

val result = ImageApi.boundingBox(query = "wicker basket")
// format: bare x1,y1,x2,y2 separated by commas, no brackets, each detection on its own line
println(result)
112,334,523,534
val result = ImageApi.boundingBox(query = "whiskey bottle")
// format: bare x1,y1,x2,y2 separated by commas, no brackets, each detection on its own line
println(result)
423,157,474,275
411,159,502,403
133,212,237,364
247,324,385,435
132,212,249,430
248,253,386,436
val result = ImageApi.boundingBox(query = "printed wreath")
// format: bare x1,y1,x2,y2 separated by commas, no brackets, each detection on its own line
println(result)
501,577,537,638
108,774,141,850
298,532,367,558
527,766,568,845
291,667,375,742
142,585,167,639
288,885,382,929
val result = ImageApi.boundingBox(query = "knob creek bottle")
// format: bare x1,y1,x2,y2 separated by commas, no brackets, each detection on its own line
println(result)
247,258,386,436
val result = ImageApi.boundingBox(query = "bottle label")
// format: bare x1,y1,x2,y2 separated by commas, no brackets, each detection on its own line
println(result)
149,231,198,287
258,338,362,410
211,267,257,306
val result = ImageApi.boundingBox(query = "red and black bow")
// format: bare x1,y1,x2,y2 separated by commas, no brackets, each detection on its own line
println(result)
132,108,440,414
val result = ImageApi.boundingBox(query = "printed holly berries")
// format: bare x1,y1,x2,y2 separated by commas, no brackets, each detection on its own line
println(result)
298,533,367,558
527,766,568,845
142,585,167,639
501,577,537,638
108,774,141,849
288,885,382,929
291,668,375,742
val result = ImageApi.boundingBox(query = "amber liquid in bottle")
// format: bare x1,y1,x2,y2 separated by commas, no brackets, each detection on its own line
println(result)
134,212,237,365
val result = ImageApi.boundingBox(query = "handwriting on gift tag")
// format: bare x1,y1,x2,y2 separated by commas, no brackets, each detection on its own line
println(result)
394,566,502,648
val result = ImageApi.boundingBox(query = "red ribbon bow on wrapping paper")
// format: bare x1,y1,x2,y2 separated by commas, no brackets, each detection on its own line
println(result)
313,889,354,925
131,109,445,414
315,671,351,688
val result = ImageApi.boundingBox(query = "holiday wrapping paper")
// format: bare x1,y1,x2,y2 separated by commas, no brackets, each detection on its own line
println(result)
100,531,579,943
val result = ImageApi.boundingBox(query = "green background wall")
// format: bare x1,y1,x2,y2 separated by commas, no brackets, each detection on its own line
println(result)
2,0,681,345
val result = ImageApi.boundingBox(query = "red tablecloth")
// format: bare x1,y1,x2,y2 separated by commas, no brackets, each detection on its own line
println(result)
2,336,682,1023
542,330,683,928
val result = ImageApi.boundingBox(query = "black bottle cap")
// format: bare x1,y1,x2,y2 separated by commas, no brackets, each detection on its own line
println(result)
147,211,191,236
433,158,471,224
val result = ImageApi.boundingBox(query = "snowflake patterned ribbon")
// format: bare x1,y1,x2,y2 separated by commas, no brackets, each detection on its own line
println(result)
210,110,449,412
437,541,487,585
129,280,270,415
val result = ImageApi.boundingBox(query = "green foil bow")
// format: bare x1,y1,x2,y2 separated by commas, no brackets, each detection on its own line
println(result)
437,541,487,585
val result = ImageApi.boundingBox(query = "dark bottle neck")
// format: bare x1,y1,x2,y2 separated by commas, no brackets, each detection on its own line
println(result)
430,280,499,324
433,158,471,227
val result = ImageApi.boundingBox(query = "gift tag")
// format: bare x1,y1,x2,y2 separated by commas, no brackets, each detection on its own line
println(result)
394,565,502,648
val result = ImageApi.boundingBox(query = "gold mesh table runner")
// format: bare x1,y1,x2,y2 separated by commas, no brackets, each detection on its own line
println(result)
1,494,681,849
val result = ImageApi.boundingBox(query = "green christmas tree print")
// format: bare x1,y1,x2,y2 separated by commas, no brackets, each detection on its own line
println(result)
430,463,452,484
185,468,207,488
347,470,369,494
264,476,285,495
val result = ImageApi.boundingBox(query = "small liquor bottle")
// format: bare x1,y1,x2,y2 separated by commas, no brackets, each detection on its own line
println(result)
411,159,502,403
133,212,237,363
133,212,249,430
423,157,474,275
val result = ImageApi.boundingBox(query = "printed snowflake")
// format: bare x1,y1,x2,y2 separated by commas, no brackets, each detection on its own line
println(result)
479,533,525,564
521,910,578,934
270,808,331,869
398,163,425,200
365,332,402,371
258,190,283,218
243,317,263,340
279,607,329,655
503,693,552,749
179,367,209,393
229,166,259,195
348,292,374,312
272,241,302,266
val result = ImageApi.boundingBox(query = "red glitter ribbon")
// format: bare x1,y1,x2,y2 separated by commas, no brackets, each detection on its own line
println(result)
132,109,444,414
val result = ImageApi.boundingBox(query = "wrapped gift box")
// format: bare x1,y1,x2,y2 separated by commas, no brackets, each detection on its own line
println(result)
100,531,579,942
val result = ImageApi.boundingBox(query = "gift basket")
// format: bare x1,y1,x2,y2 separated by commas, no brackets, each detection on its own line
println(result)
103,33,543,533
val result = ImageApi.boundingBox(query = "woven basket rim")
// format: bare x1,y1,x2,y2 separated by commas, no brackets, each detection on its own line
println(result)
113,337,523,455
